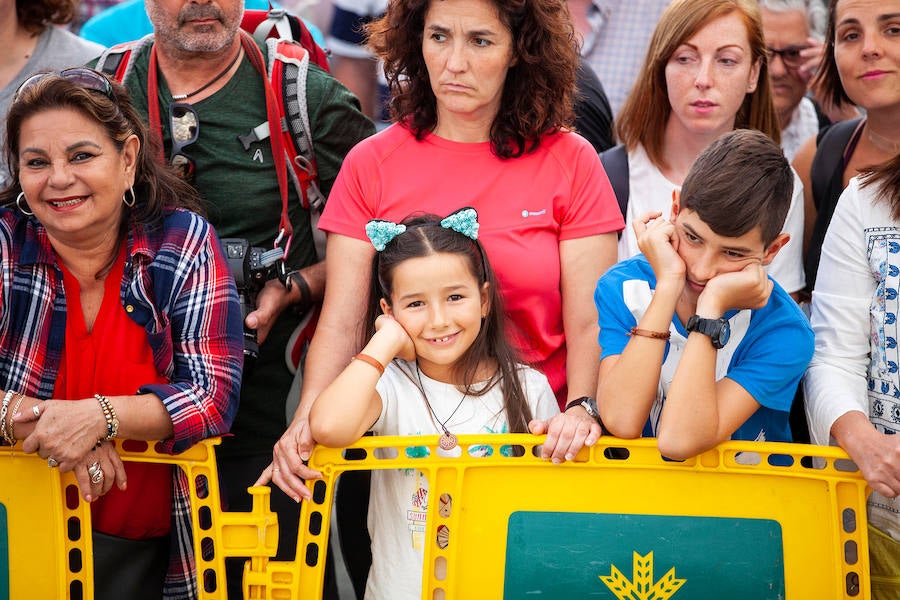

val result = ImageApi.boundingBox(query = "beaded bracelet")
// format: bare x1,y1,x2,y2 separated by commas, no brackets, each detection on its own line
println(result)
0,390,15,445
95,394,119,442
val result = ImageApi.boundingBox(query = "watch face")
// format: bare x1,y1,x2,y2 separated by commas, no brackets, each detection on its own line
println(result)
687,316,730,349
715,319,731,349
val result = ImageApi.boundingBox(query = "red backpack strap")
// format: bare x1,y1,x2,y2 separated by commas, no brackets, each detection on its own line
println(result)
239,30,295,256
266,39,323,208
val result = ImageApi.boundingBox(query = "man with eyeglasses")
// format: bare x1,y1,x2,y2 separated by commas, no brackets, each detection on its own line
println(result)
92,0,375,598
759,0,830,161
759,0,862,162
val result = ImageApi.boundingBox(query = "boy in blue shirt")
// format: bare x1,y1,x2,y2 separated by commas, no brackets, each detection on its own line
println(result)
595,129,814,459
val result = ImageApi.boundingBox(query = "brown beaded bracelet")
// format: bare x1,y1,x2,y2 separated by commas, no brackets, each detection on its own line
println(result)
628,327,671,340
95,394,119,442
352,353,385,375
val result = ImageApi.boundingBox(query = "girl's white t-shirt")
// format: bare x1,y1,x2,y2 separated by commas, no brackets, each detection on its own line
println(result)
365,360,559,600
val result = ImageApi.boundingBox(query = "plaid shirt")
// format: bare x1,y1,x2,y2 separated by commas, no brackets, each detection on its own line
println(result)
0,207,243,599
581,0,671,116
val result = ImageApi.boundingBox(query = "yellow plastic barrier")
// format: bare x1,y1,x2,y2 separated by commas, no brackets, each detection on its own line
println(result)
1,435,872,599
251,435,872,600
0,438,277,600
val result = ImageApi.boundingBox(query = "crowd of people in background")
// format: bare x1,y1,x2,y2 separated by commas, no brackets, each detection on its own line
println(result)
0,0,898,598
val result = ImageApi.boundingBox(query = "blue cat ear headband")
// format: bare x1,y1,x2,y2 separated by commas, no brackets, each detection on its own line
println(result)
365,207,480,251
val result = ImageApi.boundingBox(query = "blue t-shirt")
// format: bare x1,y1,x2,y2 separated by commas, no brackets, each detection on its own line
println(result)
595,255,814,443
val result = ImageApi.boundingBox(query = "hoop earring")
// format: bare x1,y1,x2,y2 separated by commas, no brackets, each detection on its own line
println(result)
15,192,33,216
123,186,136,208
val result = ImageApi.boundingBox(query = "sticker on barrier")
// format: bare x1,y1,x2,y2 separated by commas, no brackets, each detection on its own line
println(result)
1,435,873,599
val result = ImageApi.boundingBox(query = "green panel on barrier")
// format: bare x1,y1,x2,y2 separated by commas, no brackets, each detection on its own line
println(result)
0,504,8,600
503,511,784,599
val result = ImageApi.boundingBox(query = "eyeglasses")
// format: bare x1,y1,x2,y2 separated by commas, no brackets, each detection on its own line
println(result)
14,67,114,103
169,102,199,182
765,46,810,70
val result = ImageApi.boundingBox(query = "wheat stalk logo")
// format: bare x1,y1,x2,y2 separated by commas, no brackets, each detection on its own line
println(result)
600,551,686,600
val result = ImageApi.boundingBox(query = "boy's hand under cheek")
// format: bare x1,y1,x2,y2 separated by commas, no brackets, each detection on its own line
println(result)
697,262,773,316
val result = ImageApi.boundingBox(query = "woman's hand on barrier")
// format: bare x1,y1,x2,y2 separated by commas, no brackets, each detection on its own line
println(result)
256,416,322,502
75,442,128,502
528,410,601,463
832,412,900,499
19,398,107,471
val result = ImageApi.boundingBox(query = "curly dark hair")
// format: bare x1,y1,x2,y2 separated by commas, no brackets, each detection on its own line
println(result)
1,70,204,275
366,0,579,159
17,0,76,33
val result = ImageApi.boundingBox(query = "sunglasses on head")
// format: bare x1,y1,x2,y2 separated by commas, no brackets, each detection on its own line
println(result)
765,45,811,70
14,68,114,104
169,102,199,182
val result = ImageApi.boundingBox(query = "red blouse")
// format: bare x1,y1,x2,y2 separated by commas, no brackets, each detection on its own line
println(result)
54,246,172,539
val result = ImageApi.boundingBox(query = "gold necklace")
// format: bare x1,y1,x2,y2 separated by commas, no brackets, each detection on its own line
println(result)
866,126,900,155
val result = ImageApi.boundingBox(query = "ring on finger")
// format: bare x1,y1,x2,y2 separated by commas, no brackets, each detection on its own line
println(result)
88,461,104,485
90,468,104,485
47,457,59,468
32,404,40,418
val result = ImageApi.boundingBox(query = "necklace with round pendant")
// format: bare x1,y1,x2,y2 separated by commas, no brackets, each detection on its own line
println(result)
415,362,467,452
438,431,458,451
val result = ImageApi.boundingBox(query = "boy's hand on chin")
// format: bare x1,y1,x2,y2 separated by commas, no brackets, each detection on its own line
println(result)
699,263,773,315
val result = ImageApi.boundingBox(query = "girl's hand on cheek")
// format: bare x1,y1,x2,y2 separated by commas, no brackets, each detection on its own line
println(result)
375,314,416,361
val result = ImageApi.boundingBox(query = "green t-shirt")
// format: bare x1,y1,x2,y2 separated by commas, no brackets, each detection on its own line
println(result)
107,41,374,456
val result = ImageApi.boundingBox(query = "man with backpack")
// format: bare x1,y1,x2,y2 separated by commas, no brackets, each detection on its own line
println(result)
93,0,374,597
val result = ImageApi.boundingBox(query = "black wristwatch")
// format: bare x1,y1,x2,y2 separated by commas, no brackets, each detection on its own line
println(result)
565,396,600,421
685,315,731,349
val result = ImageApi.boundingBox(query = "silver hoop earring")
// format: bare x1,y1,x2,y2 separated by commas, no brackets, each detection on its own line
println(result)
123,186,136,208
15,192,33,216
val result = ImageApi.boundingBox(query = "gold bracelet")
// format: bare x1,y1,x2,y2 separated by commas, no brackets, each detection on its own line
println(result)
95,394,119,442
352,353,385,375
0,390,15,445
628,327,671,340
7,394,25,444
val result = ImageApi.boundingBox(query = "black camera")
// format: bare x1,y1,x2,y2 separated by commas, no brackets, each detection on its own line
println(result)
221,238,284,367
